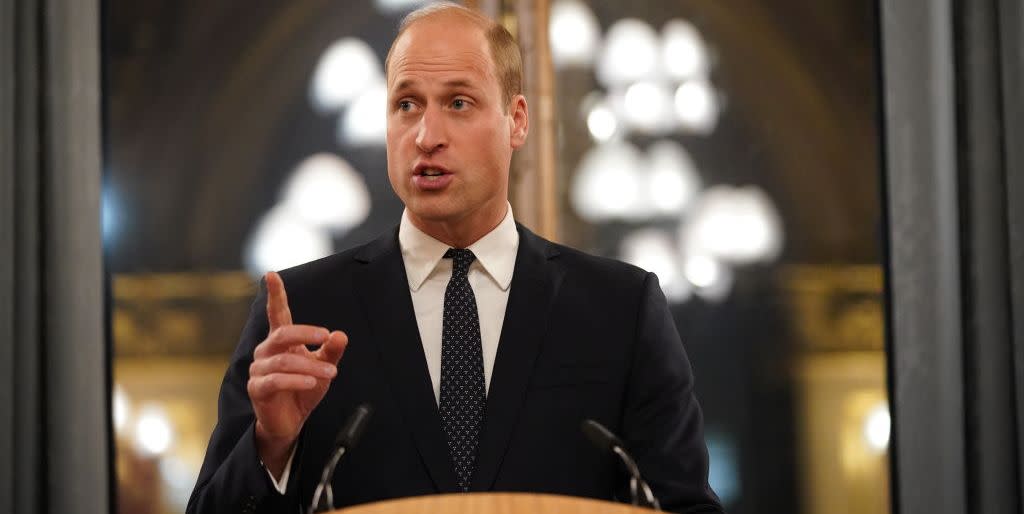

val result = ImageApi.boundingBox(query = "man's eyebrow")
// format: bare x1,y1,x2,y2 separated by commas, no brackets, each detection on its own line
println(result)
391,79,415,94
390,78,481,93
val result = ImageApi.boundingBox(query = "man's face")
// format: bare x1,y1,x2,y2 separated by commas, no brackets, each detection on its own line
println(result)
385,15,527,233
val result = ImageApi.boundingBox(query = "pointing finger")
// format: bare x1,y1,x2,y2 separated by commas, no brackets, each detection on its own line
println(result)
265,271,293,330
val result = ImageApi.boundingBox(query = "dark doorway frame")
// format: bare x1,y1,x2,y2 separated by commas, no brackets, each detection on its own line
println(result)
879,0,1024,513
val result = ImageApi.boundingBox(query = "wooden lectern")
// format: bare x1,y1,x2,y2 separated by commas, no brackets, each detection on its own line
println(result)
331,492,656,514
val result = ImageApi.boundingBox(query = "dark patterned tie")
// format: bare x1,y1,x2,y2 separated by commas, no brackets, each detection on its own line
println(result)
439,248,486,492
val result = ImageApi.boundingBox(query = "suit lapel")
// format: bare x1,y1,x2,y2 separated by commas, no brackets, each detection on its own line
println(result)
353,229,460,493
470,225,564,491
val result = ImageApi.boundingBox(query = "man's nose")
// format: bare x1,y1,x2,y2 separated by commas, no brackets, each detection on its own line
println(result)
415,107,447,154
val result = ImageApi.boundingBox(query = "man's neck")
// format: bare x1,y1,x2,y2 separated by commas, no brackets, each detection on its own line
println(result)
408,202,508,249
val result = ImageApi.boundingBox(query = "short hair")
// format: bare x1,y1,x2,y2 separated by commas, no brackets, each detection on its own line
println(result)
384,2,524,110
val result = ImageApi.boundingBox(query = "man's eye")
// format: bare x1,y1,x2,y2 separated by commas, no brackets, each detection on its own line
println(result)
398,100,413,111
452,99,466,110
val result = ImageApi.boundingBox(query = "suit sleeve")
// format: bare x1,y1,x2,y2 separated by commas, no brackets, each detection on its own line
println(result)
621,272,724,514
186,280,306,514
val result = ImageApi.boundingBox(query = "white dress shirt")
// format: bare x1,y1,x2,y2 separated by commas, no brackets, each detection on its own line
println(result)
400,204,518,402
267,204,519,493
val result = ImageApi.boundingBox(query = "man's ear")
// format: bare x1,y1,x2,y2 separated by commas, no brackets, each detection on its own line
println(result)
509,94,529,149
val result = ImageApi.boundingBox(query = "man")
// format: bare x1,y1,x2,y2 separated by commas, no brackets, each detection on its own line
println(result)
188,4,722,513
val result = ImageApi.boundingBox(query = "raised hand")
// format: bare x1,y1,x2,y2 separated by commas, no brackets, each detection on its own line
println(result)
248,271,348,477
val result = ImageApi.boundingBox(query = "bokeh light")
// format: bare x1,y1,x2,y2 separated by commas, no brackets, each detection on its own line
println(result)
864,404,891,453
550,0,601,68
681,185,784,264
622,81,676,133
620,230,691,303
674,80,720,134
101,182,122,246
706,432,741,506
643,140,701,216
661,19,709,81
340,82,388,147
310,38,382,113
586,101,619,142
244,206,334,276
685,254,734,302
597,19,660,88
134,405,174,456
684,254,720,289
571,142,644,222
280,153,371,232
113,385,129,434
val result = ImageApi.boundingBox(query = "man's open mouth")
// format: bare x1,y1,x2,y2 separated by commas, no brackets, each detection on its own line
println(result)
418,169,448,179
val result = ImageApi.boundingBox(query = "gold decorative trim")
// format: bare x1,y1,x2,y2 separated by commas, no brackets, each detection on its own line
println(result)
779,265,885,352
113,272,257,357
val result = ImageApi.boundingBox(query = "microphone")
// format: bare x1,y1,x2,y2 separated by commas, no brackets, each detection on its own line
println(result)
581,419,661,510
308,404,374,514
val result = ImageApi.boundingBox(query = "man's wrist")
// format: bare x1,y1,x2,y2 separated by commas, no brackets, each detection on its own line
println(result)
254,421,298,479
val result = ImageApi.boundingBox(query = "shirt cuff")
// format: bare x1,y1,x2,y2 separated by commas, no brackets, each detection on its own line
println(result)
262,445,297,495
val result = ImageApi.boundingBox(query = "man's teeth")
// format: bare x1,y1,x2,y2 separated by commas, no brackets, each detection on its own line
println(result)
421,169,444,176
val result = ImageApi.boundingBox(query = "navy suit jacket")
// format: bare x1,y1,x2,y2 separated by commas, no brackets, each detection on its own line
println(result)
187,224,723,514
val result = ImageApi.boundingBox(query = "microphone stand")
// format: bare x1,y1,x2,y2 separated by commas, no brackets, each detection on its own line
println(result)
308,446,347,514
611,446,659,509
582,419,661,510
307,404,373,514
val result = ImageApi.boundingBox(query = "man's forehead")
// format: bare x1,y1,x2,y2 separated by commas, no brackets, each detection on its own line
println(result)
389,53,493,86
388,15,495,80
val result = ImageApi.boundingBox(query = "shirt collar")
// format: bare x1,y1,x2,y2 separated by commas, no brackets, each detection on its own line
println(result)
399,203,519,292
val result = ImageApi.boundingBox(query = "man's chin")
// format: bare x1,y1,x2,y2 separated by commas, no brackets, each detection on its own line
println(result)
406,200,462,224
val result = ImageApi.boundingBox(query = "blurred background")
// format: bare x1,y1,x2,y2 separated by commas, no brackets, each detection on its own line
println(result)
103,1,887,513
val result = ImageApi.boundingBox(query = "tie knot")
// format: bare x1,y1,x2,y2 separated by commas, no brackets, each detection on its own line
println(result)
444,248,476,275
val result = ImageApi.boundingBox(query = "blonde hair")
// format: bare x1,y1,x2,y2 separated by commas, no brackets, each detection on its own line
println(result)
384,2,523,110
